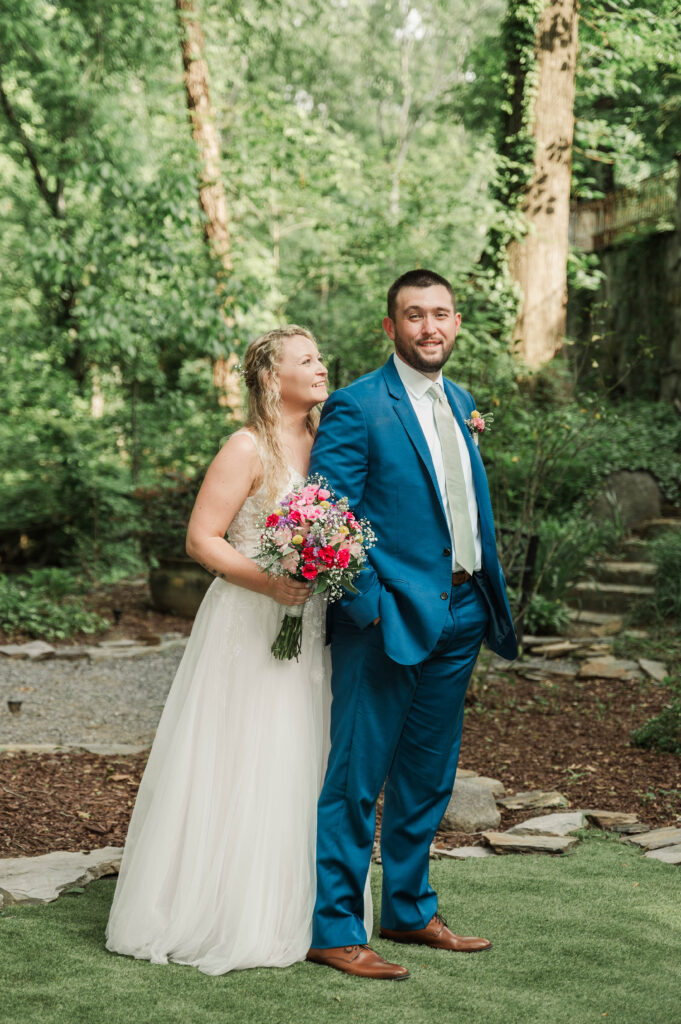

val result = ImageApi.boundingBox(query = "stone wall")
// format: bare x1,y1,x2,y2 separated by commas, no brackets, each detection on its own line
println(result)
567,164,681,402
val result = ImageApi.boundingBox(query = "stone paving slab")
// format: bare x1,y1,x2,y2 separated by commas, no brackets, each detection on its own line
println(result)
584,810,649,834
644,843,681,865
497,790,569,811
430,845,493,860
623,827,681,851
482,832,579,855
507,812,585,837
638,658,669,683
577,657,642,680
0,847,122,907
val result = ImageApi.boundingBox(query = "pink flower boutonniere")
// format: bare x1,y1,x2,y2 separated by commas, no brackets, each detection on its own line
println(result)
464,409,493,446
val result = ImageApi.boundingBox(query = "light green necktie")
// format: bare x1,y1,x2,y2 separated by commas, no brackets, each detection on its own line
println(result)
427,383,476,575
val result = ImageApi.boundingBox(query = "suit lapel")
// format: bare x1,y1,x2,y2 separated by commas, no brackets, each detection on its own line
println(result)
382,359,445,515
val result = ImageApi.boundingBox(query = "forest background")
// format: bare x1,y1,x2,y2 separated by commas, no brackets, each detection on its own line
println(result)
1,0,681,641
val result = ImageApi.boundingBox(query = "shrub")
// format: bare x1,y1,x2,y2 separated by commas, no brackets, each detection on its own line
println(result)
631,684,681,756
0,569,109,641
645,531,681,622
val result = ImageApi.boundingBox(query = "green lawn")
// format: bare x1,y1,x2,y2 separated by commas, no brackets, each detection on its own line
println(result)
1,834,679,1024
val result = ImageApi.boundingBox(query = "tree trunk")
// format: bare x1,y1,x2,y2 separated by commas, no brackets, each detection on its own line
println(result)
175,0,231,274
176,0,239,411
507,0,578,369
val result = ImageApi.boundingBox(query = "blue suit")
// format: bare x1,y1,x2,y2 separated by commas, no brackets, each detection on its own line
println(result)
309,357,517,946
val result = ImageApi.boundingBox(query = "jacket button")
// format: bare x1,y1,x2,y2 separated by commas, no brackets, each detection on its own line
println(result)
443,547,451,557
440,591,448,600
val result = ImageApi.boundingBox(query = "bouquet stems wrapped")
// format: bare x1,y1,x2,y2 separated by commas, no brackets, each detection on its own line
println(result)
256,477,375,662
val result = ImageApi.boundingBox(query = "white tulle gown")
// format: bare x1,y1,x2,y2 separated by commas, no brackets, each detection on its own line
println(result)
106,433,371,974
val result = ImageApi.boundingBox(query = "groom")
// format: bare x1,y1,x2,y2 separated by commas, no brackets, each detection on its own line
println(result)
306,269,517,980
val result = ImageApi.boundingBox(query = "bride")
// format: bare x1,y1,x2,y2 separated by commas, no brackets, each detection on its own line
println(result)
106,325,370,974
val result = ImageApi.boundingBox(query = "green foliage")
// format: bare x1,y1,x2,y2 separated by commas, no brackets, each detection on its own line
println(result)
576,0,681,189
631,680,681,756
520,592,571,636
0,569,109,640
645,531,681,622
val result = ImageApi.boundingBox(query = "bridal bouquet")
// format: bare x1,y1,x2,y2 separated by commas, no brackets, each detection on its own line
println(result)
256,477,375,660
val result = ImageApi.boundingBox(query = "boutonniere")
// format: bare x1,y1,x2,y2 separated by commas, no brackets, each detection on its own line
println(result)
464,410,493,446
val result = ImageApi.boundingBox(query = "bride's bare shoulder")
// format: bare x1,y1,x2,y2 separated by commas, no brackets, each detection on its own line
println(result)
208,429,264,496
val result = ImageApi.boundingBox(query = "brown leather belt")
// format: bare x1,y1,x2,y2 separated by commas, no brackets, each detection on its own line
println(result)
451,570,472,586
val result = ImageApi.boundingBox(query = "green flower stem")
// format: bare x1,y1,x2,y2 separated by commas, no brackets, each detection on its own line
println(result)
271,612,303,661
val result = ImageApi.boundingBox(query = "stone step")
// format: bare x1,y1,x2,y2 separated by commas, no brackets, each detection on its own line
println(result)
591,560,657,587
565,581,654,614
622,537,650,559
636,517,681,539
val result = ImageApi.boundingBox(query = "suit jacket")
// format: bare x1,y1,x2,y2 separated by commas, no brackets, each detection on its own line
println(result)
309,356,518,665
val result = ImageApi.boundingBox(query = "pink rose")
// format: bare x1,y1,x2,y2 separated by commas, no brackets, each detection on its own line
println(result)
281,552,300,573
473,417,485,431
318,488,330,500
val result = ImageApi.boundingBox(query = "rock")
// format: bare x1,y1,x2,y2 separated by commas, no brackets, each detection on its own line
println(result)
430,844,494,860
440,778,501,833
81,743,150,756
158,637,188,653
0,847,123,907
0,645,29,659
474,776,506,797
638,658,668,683
98,639,139,648
497,790,568,811
525,641,579,658
567,581,654,615
623,827,681,851
506,812,585,837
591,470,661,532
0,640,56,661
87,645,157,661
584,810,649,835
515,659,578,678
577,657,641,680
638,517,681,539
644,844,681,865
482,832,579,855
455,769,479,779
53,647,92,661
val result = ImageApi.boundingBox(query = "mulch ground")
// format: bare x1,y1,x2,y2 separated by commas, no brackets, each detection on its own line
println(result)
1,582,680,857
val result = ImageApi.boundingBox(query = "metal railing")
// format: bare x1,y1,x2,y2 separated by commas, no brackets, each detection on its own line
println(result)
570,164,678,252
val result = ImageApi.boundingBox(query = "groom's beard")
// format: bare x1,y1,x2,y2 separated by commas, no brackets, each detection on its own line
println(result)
393,330,455,374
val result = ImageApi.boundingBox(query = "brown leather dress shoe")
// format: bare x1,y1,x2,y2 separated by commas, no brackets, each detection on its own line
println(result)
380,913,492,953
306,944,410,980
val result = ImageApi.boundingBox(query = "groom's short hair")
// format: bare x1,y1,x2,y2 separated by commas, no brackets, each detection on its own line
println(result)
387,269,456,321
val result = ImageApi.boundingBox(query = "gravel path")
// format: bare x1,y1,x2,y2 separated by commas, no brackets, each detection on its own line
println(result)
0,646,185,748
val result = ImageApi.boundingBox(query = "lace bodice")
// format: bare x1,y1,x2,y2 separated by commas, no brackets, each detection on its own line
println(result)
227,431,304,558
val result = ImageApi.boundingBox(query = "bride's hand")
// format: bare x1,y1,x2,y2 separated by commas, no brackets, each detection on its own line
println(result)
267,576,313,606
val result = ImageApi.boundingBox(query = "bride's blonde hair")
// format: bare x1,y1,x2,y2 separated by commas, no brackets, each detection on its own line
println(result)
242,325,322,501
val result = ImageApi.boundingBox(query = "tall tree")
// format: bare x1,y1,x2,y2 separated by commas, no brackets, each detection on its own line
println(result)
502,0,579,369
175,0,231,275
175,0,238,406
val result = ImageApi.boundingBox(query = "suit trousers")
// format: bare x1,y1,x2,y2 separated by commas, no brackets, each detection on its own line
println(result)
311,577,489,948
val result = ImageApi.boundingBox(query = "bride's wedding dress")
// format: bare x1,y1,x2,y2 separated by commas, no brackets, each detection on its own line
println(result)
106,434,371,974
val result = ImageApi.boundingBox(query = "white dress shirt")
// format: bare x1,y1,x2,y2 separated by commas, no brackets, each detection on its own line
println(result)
393,353,482,572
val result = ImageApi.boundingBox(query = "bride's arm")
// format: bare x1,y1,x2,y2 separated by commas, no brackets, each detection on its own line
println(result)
185,433,310,606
